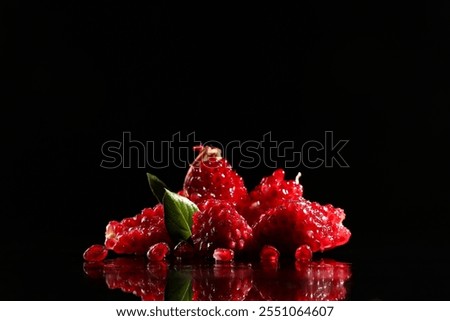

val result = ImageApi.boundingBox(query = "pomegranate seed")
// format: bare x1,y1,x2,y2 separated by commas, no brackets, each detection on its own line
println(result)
213,248,234,262
146,242,170,261
83,244,108,262
295,244,313,261
173,241,194,260
260,245,280,262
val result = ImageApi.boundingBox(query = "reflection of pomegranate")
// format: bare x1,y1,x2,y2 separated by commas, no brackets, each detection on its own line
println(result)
84,257,168,301
192,264,253,301
83,258,351,301
251,259,351,301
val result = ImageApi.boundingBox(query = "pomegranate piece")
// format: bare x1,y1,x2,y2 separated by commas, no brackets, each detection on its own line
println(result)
183,145,248,206
213,248,235,262
192,199,253,253
83,244,108,262
239,169,303,226
253,198,351,255
104,204,171,255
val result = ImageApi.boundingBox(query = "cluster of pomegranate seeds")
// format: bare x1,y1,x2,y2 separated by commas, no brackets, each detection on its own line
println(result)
240,169,303,226
83,144,351,265
192,199,253,254
183,145,249,206
104,204,171,255
252,199,351,255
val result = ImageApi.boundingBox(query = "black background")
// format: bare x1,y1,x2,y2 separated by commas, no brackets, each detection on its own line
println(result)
5,2,450,300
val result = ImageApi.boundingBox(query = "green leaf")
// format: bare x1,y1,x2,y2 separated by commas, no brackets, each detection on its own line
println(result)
147,173,168,203
164,270,193,301
163,189,198,243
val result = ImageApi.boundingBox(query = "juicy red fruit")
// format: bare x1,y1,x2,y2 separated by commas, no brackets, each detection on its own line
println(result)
147,242,170,261
183,145,248,206
83,244,108,262
87,139,352,269
192,199,253,253
240,169,303,226
253,198,351,256
105,204,171,255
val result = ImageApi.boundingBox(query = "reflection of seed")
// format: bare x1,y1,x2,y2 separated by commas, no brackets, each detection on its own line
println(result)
82,261,104,278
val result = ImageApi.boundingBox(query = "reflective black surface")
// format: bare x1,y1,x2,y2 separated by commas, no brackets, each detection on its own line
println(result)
82,258,352,301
